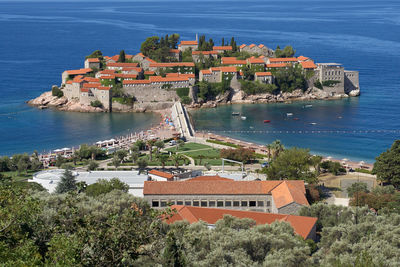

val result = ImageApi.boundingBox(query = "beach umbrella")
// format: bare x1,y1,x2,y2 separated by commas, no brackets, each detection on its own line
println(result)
54,149,62,152
359,161,365,166
342,158,348,161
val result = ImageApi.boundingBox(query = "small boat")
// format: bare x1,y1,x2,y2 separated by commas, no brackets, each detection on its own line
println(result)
232,112,240,116
241,116,247,120
304,104,313,108
310,122,317,125
249,126,254,129
263,120,271,123
286,113,293,116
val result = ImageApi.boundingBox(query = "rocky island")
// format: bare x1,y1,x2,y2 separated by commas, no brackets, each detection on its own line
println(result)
29,34,360,112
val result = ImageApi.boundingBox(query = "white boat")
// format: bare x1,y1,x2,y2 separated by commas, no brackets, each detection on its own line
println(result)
310,122,317,125
286,113,293,116
241,116,247,120
304,104,313,108
232,112,240,116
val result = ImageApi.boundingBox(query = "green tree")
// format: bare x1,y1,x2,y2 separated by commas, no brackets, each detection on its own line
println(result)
85,178,129,197
347,182,369,197
157,154,169,169
137,158,148,174
373,140,400,188
86,50,103,60
135,139,146,150
118,50,126,62
176,139,185,151
275,45,295,58
87,160,99,171
155,140,165,154
163,231,186,267
111,155,121,169
116,149,128,162
55,167,77,194
147,139,156,162
172,154,183,169
272,64,306,93
265,147,318,183
271,139,284,158
55,154,66,168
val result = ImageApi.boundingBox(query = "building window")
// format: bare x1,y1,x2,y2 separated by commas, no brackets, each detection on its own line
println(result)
201,200,207,207
249,201,256,207
257,201,264,207
267,201,271,207
160,201,167,207
209,201,216,207
185,200,191,206
241,201,248,207
193,201,199,207
177,200,183,205
233,201,240,207
225,201,232,207
168,200,176,205
152,201,159,207
217,201,224,207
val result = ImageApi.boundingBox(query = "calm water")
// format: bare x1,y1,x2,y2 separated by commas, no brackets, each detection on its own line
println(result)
1,1,400,160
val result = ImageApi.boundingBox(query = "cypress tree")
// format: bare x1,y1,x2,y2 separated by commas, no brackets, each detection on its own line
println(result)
118,50,126,62
55,167,77,194
222,37,225,46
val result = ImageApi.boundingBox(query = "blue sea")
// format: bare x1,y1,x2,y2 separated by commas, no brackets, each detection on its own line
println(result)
0,0,399,161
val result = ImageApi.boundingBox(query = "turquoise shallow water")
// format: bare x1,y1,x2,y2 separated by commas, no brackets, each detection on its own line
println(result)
0,0,400,159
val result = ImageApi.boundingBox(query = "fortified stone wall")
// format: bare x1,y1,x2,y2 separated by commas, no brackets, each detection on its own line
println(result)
277,202,304,215
124,85,180,103
344,70,360,93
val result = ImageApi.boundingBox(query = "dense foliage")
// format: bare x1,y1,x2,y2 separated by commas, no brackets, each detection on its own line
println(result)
90,100,103,108
220,147,256,163
197,35,214,51
239,80,278,95
272,64,307,92
140,34,180,62
320,160,346,175
373,140,400,188
51,85,63,98
274,45,296,58
85,50,103,60
196,80,231,101
85,178,129,197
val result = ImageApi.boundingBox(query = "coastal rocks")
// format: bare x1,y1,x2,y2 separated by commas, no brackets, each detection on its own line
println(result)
215,90,232,103
348,89,360,97
310,88,330,99
231,90,245,102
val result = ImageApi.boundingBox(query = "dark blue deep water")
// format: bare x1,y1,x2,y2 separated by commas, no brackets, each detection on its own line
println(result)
0,1,399,161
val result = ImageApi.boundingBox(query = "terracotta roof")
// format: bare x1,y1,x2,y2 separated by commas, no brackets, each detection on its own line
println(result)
300,61,317,69
66,80,73,84
186,175,233,182
122,67,142,72
123,79,151,85
180,40,198,46
200,69,212,75
169,49,180,53
107,62,139,68
221,57,247,65
258,44,265,48
86,58,100,63
213,46,233,51
98,69,116,75
247,58,265,64
149,76,189,83
192,50,219,55
65,68,92,75
143,179,282,195
72,75,84,83
249,44,256,48
144,71,155,75
83,77,99,83
267,63,291,68
80,88,89,93
82,82,101,88
271,181,308,209
149,62,195,68
259,55,266,59
97,86,111,91
166,73,195,79
135,52,145,58
210,66,237,73
99,75,116,79
255,72,272,77
115,73,137,79
144,57,157,64
269,58,298,63
239,44,246,49
297,56,309,61
166,205,317,239
149,170,174,179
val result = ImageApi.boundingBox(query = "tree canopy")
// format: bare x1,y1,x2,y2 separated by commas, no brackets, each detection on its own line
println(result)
275,45,296,58
140,34,180,62
373,140,400,188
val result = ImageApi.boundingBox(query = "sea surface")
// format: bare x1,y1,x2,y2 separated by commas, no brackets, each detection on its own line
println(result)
0,0,399,161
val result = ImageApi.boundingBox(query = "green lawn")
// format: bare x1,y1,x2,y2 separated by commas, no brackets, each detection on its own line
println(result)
166,142,211,152
2,170,38,182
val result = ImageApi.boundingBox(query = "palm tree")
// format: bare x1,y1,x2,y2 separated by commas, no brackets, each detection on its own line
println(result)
155,140,165,155
157,154,169,169
171,154,183,169
271,140,285,159
147,139,156,162
311,155,323,177
266,144,273,161
176,139,184,152
111,155,121,170
198,155,205,165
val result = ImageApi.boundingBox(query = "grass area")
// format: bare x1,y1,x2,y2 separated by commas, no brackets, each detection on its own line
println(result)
2,170,38,182
354,168,373,174
166,142,223,166
206,139,241,148
166,142,212,152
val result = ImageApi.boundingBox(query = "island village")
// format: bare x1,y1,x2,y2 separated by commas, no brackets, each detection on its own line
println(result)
30,34,360,112
26,36,367,243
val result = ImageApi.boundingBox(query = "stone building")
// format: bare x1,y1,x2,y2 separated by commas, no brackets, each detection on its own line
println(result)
143,176,309,215
213,46,232,53
62,68,93,84
166,205,317,240
239,44,274,56
344,70,360,93
199,66,238,83
221,57,247,67
79,83,111,110
255,72,273,84
192,51,218,63
106,62,140,71
315,63,346,95
169,49,180,61
178,40,198,52
148,62,195,75
84,58,101,69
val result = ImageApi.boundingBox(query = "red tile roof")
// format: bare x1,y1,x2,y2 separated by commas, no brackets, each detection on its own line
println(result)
97,86,111,91
144,71,155,75
149,170,174,179
200,69,212,75
297,56,309,61
65,68,92,75
267,63,291,68
213,46,233,51
166,205,317,239
300,61,317,69
192,50,219,55
247,58,265,64
122,67,142,72
115,73,138,79
169,49,180,53
269,58,298,63
239,44,246,49
180,40,198,46
82,82,101,88
144,57,157,64
149,76,190,83
166,73,195,79
249,44,256,48
210,66,237,73
107,62,139,68
72,75,84,83
149,62,195,68
87,58,100,63
186,175,233,182
123,79,151,85
255,72,272,77
271,181,308,208
258,44,265,48
83,77,100,83
98,69,116,75
99,75,116,79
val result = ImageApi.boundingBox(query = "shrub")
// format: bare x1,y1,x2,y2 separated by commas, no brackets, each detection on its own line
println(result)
52,86,63,98
314,80,323,89
90,100,103,108
239,80,277,95
176,87,189,98
181,96,192,105
322,80,341,87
